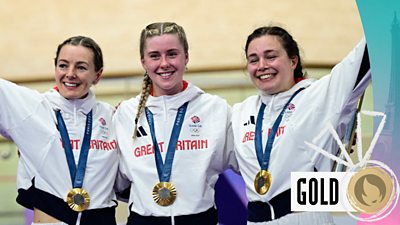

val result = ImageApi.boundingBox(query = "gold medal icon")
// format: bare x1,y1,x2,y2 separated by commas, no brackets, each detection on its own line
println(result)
66,188,90,212
347,166,395,214
254,170,272,195
152,182,177,206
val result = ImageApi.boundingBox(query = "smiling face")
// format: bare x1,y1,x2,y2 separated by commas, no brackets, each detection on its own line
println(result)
55,44,102,99
141,34,188,97
246,35,298,94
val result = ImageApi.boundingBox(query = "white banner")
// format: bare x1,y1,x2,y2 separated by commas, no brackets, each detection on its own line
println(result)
291,172,356,212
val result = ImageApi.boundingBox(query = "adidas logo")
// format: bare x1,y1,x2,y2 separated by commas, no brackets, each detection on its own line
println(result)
136,126,148,137
243,115,256,126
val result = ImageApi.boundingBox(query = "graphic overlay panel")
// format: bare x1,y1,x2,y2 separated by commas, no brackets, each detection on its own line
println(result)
302,110,399,222
357,0,400,224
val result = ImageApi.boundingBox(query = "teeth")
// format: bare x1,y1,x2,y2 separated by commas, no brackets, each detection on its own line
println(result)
64,82,78,87
259,74,273,79
159,72,173,77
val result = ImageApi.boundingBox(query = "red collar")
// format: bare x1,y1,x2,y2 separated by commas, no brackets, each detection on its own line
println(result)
294,77,305,83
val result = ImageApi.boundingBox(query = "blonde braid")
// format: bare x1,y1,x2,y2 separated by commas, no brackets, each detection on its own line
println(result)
132,73,152,139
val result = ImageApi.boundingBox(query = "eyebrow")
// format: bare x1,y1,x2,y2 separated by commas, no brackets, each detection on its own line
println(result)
57,59,89,65
146,48,181,55
247,53,258,58
247,49,277,58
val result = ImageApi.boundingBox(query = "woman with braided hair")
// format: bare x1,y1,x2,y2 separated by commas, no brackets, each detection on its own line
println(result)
113,22,238,225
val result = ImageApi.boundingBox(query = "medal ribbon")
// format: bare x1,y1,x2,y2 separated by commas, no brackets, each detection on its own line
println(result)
255,88,305,170
145,102,189,182
56,110,93,188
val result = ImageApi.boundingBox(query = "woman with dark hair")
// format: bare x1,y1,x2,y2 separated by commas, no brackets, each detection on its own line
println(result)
232,26,370,224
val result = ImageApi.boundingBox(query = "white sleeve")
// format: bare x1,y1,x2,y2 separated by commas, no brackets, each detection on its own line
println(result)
314,38,369,114
224,106,240,173
312,38,371,171
112,107,133,202
114,154,131,203
0,78,43,140
209,101,240,174
0,78,54,163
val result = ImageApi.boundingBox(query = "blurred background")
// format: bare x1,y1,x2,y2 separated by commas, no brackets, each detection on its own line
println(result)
0,0,373,224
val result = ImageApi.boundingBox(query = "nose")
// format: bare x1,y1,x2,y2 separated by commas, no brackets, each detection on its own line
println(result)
160,56,170,69
257,58,267,72
65,67,76,79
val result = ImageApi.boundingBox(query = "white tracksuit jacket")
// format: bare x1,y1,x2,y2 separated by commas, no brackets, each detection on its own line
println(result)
232,39,370,205
114,82,238,217
0,79,118,210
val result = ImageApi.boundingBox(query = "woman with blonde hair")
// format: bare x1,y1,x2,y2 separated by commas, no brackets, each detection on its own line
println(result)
114,22,238,225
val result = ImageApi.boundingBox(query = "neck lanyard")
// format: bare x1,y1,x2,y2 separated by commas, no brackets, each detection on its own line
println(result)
56,110,93,188
254,88,305,170
145,102,189,182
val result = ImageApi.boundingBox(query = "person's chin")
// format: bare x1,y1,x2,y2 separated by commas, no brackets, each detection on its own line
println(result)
60,90,84,100
257,83,273,91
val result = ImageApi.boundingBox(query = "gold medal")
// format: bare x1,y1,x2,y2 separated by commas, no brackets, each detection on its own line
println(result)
254,170,272,195
347,166,394,214
152,182,177,206
66,188,90,212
